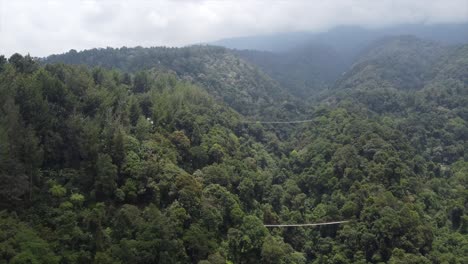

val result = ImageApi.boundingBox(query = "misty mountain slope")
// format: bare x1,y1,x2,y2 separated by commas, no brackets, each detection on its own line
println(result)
321,38,468,115
213,23,468,52
235,43,347,98
335,36,450,91
310,41,468,165
212,31,318,52
224,24,468,98
212,24,468,99
418,44,468,112
430,44,468,86
43,46,295,116
2,39,468,263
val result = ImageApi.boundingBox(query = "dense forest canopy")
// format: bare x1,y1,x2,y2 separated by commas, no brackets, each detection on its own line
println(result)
234,44,347,98
214,24,468,99
0,34,467,264
43,46,296,118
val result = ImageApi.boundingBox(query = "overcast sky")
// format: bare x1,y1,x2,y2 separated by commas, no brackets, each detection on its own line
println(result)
1,0,467,57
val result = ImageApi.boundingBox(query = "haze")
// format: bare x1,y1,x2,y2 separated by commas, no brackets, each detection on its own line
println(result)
1,0,467,57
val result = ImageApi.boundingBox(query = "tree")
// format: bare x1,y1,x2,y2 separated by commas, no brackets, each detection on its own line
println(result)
111,129,126,170
122,72,132,85
0,97,42,207
0,55,6,71
128,99,142,126
0,212,60,263
388,248,431,264
183,223,217,262
228,216,267,263
133,71,150,93
261,236,293,264
135,116,151,141
209,143,225,163
94,154,117,200
8,53,37,73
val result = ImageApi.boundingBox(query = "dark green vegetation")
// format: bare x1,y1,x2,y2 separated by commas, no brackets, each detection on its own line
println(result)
43,46,294,117
1,35,467,263
219,24,468,99
235,44,347,98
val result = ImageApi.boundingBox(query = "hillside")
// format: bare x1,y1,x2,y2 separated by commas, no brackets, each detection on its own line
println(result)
0,55,294,263
335,36,449,91
319,39,468,164
430,44,468,86
216,24,468,98
283,40,468,263
0,35,467,264
212,23,468,52
43,46,295,117
235,43,347,98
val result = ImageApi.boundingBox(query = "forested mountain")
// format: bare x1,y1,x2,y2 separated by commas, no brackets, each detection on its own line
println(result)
0,54,292,263
335,36,449,91
43,46,295,117
216,24,468,98
212,23,468,52
0,34,467,264
235,44,347,98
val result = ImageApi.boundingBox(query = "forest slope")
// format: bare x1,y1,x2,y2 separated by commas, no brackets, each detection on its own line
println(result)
235,43,347,98
0,36,467,264
335,36,449,91
43,46,295,117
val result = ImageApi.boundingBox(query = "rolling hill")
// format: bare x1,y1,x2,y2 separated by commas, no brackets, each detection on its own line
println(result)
235,43,347,98
43,46,296,117
1,34,467,263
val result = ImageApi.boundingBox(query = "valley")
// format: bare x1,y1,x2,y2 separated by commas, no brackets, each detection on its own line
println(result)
0,28,467,264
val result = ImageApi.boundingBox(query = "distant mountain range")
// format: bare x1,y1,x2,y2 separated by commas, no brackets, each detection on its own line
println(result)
42,23,468,110
42,45,302,119
3,22,468,264
211,23,468,52
211,23,468,98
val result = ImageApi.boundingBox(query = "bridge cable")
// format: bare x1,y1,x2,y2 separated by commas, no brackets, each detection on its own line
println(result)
264,220,351,227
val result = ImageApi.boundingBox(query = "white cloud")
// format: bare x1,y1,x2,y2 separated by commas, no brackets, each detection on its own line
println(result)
0,0,467,57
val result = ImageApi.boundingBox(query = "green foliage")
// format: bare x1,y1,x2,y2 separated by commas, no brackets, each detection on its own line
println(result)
1,38,467,263
0,212,60,263
49,184,66,198
8,53,38,74
94,154,118,200
261,235,306,264
236,45,346,98
70,193,85,206
336,36,448,91
43,46,292,116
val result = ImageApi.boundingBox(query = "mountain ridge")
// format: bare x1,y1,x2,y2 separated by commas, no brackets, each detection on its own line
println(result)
42,45,299,117
334,35,451,91
1,31,468,263
212,23,468,52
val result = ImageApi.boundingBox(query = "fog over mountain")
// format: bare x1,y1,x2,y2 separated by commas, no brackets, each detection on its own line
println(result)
1,0,467,56
1,1,468,263
212,23,468,52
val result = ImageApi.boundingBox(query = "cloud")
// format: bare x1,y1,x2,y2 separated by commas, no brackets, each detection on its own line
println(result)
0,0,467,57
